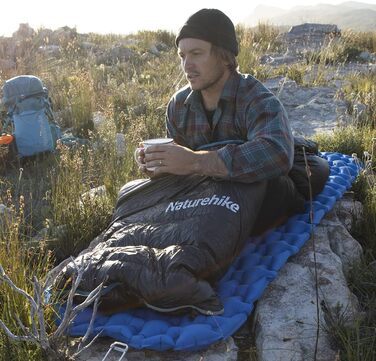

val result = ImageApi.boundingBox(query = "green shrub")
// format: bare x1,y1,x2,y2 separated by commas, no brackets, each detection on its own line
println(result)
341,72,376,129
0,195,53,360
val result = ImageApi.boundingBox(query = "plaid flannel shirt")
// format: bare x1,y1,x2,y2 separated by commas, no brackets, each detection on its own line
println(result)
166,72,293,183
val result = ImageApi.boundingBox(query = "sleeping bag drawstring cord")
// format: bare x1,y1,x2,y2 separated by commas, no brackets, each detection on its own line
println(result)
303,146,319,361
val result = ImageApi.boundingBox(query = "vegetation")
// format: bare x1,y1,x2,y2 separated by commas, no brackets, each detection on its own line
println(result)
313,77,376,361
0,23,375,360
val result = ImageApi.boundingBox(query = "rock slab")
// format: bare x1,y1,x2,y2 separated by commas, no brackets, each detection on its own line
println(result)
253,197,362,361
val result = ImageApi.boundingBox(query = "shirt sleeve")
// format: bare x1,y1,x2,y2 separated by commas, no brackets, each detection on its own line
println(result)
166,98,189,147
216,95,294,183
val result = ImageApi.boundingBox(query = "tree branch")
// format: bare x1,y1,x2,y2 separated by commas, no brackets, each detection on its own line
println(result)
0,320,37,343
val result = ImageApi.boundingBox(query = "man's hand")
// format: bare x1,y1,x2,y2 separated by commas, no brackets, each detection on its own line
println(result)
135,147,156,178
144,144,228,177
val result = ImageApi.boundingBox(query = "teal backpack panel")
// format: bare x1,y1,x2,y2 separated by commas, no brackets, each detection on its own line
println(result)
13,109,55,157
1,75,61,158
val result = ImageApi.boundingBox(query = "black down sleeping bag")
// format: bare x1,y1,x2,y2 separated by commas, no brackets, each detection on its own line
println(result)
56,176,269,315
55,138,329,316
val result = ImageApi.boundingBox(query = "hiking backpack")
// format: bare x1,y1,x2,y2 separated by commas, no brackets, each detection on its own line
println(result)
1,75,61,158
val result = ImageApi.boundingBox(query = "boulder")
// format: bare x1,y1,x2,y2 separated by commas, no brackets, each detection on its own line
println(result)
12,23,35,40
263,77,349,136
53,26,78,42
155,42,169,52
95,45,134,65
79,185,107,206
278,23,341,53
148,44,160,56
92,111,107,130
36,28,54,42
0,204,12,228
289,24,340,36
358,51,376,63
115,133,126,156
38,45,61,57
253,196,363,361
352,102,368,123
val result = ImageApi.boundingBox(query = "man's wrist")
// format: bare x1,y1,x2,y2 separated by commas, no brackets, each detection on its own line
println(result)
193,150,228,177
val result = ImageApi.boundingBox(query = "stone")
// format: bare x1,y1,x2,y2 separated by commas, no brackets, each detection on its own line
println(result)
81,42,96,51
36,28,54,42
253,206,362,361
80,185,107,205
260,54,300,66
279,23,341,53
0,203,12,227
38,45,61,56
12,23,35,39
96,46,134,65
31,224,67,243
115,133,126,156
263,77,349,136
289,24,340,36
148,44,160,56
332,192,363,233
323,211,363,276
359,51,376,63
155,42,169,52
92,111,106,130
109,46,134,62
0,58,16,72
353,102,368,123
54,26,77,42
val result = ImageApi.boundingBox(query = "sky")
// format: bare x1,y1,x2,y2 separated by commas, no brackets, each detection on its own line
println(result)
1,0,376,37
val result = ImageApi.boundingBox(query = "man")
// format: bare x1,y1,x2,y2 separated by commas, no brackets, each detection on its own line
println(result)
139,8,294,184
54,10,329,319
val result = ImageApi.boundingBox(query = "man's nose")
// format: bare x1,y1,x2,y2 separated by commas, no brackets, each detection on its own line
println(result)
182,56,193,72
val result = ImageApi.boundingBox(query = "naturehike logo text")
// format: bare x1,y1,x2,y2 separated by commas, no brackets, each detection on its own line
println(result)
165,194,240,214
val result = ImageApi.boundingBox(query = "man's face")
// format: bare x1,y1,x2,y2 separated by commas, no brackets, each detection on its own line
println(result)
177,38,229,92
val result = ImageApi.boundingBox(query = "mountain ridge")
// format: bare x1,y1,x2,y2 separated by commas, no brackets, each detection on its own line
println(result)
242,1,376,31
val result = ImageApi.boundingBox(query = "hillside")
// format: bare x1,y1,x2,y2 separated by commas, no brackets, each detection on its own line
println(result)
242,1,376,31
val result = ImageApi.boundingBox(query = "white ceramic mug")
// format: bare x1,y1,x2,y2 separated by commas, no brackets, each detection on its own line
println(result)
134,138,173,171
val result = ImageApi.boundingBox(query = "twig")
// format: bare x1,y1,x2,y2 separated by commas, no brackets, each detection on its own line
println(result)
33,276,49,349
52,261,103,341
31,286,39,338
15,315,37,341
73,285,102,313
0,320,36,343
73,331,103,358
53,260,86,339
0,258,104,359
79,284,102,347
0,264,38,311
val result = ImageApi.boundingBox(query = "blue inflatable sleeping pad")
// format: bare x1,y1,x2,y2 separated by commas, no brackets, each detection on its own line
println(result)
63,152,360,351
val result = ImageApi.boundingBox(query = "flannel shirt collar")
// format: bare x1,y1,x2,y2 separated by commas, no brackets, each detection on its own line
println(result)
184,72,241,109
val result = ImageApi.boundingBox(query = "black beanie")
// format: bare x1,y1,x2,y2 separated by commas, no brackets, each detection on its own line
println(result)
176,9,238,56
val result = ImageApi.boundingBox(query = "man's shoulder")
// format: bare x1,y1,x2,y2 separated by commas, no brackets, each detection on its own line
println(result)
237,73,273,96
169,84,192,105
236,72,283,107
